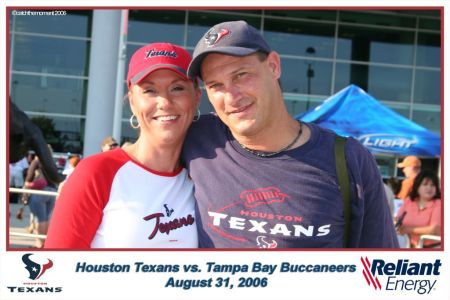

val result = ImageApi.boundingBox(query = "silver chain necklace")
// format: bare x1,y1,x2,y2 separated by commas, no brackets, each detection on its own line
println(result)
237,121,303,158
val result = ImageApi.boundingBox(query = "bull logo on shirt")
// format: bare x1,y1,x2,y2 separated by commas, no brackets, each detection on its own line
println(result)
240,187,289,208
164,204,174,217
256,236,278,248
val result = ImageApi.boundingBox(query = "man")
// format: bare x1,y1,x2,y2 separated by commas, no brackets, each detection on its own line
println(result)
396,156,422,200
183,20,398,248
101,136,118,152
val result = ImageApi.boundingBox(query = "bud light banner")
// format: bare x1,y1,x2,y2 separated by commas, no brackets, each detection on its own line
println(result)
297,85,440,157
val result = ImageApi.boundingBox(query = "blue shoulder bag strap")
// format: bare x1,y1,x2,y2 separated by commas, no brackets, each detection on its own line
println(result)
334,135,351,248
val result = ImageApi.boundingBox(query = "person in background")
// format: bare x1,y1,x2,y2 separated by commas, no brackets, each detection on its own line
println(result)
24,146,57,248
183,20,398,248
101,136,119,152
387,177,400,196
57,154,82,195
45,42,201,249
9,156,29,203
396,170,441,248
396,155,421,200
383,182,396,217
14,151,36,226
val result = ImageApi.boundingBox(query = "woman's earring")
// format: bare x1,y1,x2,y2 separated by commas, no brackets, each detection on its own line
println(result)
129,114,140,129
193,108,201,122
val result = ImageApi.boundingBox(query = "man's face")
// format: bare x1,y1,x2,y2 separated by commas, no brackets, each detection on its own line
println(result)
200,52,282,139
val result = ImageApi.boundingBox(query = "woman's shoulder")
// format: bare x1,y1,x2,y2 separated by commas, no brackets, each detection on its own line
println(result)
432,199,442,206
75,148,129,175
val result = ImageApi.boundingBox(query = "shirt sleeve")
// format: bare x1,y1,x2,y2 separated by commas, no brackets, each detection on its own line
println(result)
346,139,399,248
45,155,120,249
429,200,442,227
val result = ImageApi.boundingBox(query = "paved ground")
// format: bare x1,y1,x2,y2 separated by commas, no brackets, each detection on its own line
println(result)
8,203,39,248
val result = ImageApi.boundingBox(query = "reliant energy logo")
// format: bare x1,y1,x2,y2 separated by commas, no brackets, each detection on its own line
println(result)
6,253,62,294
361,257,441,295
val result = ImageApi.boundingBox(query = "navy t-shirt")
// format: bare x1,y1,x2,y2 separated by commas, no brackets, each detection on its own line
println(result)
182,114,399,248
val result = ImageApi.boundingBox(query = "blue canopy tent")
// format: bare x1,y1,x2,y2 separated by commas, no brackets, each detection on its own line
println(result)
296,85,441,157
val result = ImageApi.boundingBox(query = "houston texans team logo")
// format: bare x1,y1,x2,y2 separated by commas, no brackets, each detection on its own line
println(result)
256,236,278,248
204,28,230,46
22,253,53,280
164,204,174,217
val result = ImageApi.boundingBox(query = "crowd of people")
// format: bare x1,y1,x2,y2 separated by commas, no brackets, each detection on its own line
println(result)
10,20,441,249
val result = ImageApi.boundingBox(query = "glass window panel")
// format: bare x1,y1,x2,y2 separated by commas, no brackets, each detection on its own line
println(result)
368,66,412,102
339,11,415,28
126,43,141,74
388,106,411,119
418,17,441,30
285,99,308,117
265,10,337,21
416,33,440,68
264,19,335,58
283,94,328,117
11,10,92,37
334,63,412,102
121,81,132,119
408,10,440,17
220,10,262,15
121,120,139,144
337,26,414,65
21,115,85,153
187,11,260,47
375,156,398,178
414,70,440,105
334,63,352,92
128,10,185,44
280,57,332,96
412,109,441,135
11,74,87,115
13,35,90,76
199,91,215,114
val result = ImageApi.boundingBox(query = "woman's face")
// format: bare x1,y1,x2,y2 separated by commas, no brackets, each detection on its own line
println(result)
128,69,201,146
418,178,437,201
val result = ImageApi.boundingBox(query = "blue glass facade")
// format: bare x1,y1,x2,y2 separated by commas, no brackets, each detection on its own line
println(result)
9,9,441,160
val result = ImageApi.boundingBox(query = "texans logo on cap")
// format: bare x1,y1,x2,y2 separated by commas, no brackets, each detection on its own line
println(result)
204,28,230,47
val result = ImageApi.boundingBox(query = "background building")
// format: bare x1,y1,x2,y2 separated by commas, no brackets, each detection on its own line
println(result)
8,9,441,176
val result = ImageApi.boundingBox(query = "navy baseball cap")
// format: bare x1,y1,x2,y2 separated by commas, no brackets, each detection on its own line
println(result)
187,20,272,79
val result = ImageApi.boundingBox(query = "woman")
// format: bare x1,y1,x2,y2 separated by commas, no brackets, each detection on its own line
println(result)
57,154,81,195
45,43,201,248
396,170,441,248
24,152,57,248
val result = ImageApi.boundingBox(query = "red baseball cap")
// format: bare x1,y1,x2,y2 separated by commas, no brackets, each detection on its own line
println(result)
127,43,192,87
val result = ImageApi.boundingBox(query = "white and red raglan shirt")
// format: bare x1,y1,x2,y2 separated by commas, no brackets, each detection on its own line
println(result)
45,148,198,249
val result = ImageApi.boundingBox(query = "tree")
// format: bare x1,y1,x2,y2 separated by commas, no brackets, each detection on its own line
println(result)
30,116,65,152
